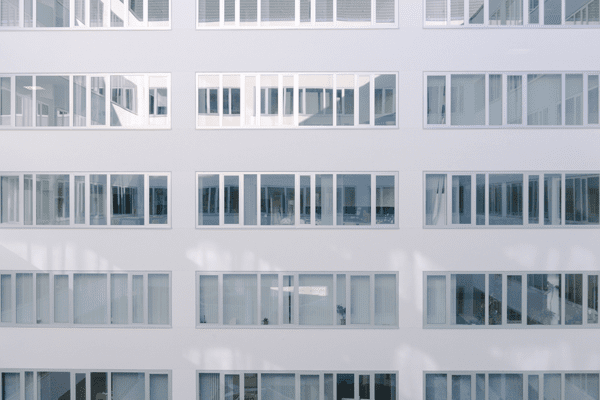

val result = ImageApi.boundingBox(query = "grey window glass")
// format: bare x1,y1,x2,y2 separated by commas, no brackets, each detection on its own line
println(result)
74,176,85,224
544,374,561,400
359,375,370,399
351,275,370,324
73,273,107,324
38,372,70,400
316,174,334,225
469,0,483,22
566,74,583,125
198,0,219,22
16,76,33,127
507,75,522,124
0,78,10,125
426,0,446,21
376,175,395,224
199,275,218,324
301,0,310,21
0,0,19,25
375,74,396,126
36,273,49,324
476,174,485,225
244,174,257,226
316,0,333,20
111,174,144,226
427,275,446,324
337,374,354,400
528,175,539,224
301,375,319,400
149,176,168,225
566,174,599,225
529,0,539,22
529,375,539,400
224,176,239,224
24,175,32,225
198,174,219,226
90,174,107,225
54,274,68,323
90,77,105,125
476,375,485,400
489,75,502,125
565,274,583,325
507,275,522,323
148,0,169,21
489,374,523,400
452,175,471,224
132,275,143,323
451,75,485,126
245,374,257,400
375,274,396,325
337,0,370,20
148,274,169,325
300,176,310,224
451,0,464,23
150,375,168,400
359,76,370,125
36,0,70,26
284,88,294,115
36,174,70,225
198,88,208,114
28,372,37,400
545,0,561,23
427,76,446,124
222,89,229,114
225,375,240,400
223,275,257,325
283,275,294,324
1,176,19,223
262,374,295,400
376,0,394,21
112,373,144,400
299,274,333,325
111,273,128,324
16,273,33,324
261,274,278,325
324,375,334,400
1,275,12,323
589,275,599,324
375,374,396,400
224,0,234,20
426,374,447,400
336,87,355,126
426,174,447,226
452,274,485,325
209,89,218,113
452,375,471,400
337,274,346,325
300,87,333,126
589,75,599,124
240,0,257,21
489,0,522,23
337,174,370,226
488,174,523,225
544,174,562,225
565,373,599,400
489,273,502,325
261,174,295,225
528,74,562,126
528,274,561,325
90,373,107,400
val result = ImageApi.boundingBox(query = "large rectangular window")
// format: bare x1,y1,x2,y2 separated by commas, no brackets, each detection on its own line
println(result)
424,271,599,328
0,74,170,129
197,73,397,129
0,172,170,228
197,271,397,328
0,271,170,327
425,172,599,228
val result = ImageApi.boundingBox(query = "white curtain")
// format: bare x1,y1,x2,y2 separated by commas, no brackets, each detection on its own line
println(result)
112,373,145,400
426,175,447,226
1,176,19,223
132,275,144,323
73,274,107,324
148,274,169,325
566,374,599,400
199,275,218,323
2,373,20,400
299,274,333,325
489,374,523,400
111,274,128,324
150,375,169,400
53,275,69,323
199,373,220,400
261,274,278,325
426,374,447,400
301,375,319,400
375,274,396,326
262,374,295,400
36,273,50,324
351,275,370,324
1,274,11,322
16,273,33,324
224,274,257,325
452,375,471,400
427,275,446,324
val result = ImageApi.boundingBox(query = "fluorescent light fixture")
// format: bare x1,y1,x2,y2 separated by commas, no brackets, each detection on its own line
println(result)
272,286,328,296
23,86,44,91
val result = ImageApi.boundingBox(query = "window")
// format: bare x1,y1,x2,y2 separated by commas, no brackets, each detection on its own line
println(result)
425,72,600,127
197,172,397,228
197,0,397,27
425,372,600,400
197,272,397,327
0,74,170,129
424,271,600,327
197,73,397,128
198,371,397,400
0,172,170,228
0,0,170,28
424,172,599,227
0,370,171,399
0,271,170,327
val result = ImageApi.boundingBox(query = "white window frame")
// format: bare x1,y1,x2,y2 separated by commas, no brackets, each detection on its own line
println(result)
196,72,398,129
0,369,172,400
0,74,171,130
196,171,399,229
0,172,171,228
0,271,171,328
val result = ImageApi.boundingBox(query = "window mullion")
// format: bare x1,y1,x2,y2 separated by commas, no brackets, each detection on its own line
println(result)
278,274,284,327
561,0,565,24
293,74,299,127
295,374,301,400
294,273,299,326
521,273,527,327
463,0,468,25
295,0,300,25
144,173,150,226
295,174,300,226
333,0,337,24
143,273,148,325
32,173,37,226
484,173,489,226
239,173,244,226
354,75,359,126
346,273,351,325
257,0,262,26
69,0,75,28
20,370,25,400
104,74,110,128
371,0,376,24
446,174,452,226
539,0,545,24
32,0,36,27
483,0,489,24
85,0,90,26
470,172,476,226
18,0,24,27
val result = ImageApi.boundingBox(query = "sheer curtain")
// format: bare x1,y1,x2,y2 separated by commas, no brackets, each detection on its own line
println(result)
351,275,370,324
112,373,144,400
111,274,128,324
426,374,447,400
489,374,523,400
0,176,19,223
262,374,295,400
375,274,396,325
148,274,169,324
261,274,278,325
224,274,257,325
199,275,218,323
16,273,33,324
73,274,107,324
427,275,446,324
150,375,169,400
301,375,319,400
2,373,20,400
199,373,220,400
299,274,333,325
36,273,50,324
426,175,447,226
565,374,599,400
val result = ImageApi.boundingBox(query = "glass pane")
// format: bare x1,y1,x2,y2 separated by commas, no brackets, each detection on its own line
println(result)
337,0,371,20
132,275,143,323
24,175,33,225
299,274,333,325
90,77,106,125
589,275,599,324
589,75,599,124
225,375,240,400
452,175,471,224
336,75,354,126
351,275,370,324
54,274,68,323
111,273,128,324
426,374,447,400
199,373,220,400
451,274,485,325
528,74,562,126
1,274,11,322
198,0,219,22
451,75,485,126
489,75,502,125
565,373,599,400
427,275,446,324
316,174,334,225
301,375,319,400
337,374,354,400
375,274,396,325
75,374,85,400
451,0,464,23
36,174,70,225
198,175,219,226
489,174,523,225
0,78,10,125
150,375,168,400
359,75,370,125
36,273,50,324
544,0,561,23
2,373,19,400
224,176,239,224
426,174,447,226
16,272,33,324
426,0,447,22
452,375,471,400
337,274,346,325
476,375,485,400
325,375,334,400
507,275,522,323
316,0,333,20
111,174,144,225
299,75,333,126
544,174,562,225
1,176,19,223
262,374,295,400
529,0,539,22
38,372,70,400
337,174,371,226
375,74,396,125
489,273,502,325
489,374,523,400
566,174,599,225
528,274,561,325
566,74,583,125
359,375,370,399
149,176,168,225
476,174,485,225
529,175,540,224
244,374,257,400
468,0,483,22
73,76,86,126
375,374,396,400
565,273,583,325
528,375,539,400
507,75,523,124
261,274,278,325
199,275,218,324
90,174,107,226
16,76,33,127
283,275,293,324
26,372,34,400
90,373,107,400
243,174,258,225
73,176,85,224
224,274,257,325
300,176,311,225
544,374,561,400
36,76,69,126
74,273,107,324
376,175,395,224
428,76,446,124
489,0,522,24
112,373,144,400
261,174,295,225
148,273,169,324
